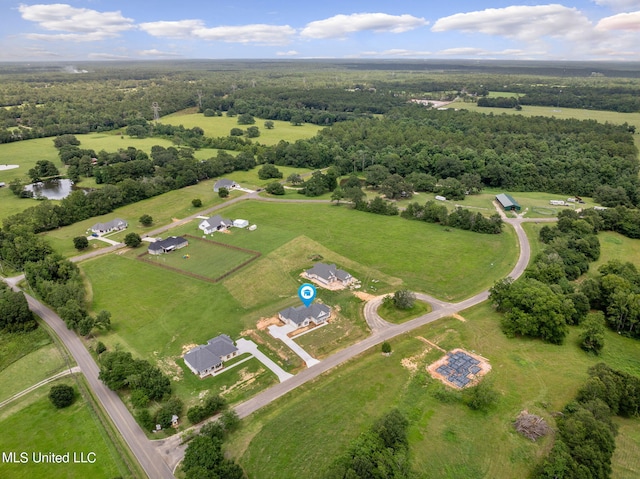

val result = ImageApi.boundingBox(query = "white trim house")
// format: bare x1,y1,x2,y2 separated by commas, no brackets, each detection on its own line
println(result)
183,335,239,378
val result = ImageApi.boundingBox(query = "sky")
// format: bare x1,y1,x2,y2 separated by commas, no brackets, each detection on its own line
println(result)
1,1,639,62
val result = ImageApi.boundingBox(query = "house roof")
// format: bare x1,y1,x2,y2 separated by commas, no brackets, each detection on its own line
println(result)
214,178,237,189
201,214,231,229
306,263,351,282
184,334,237,374
496,193,520,209
148,236,187,252
279,303,331,326
92,218,127,232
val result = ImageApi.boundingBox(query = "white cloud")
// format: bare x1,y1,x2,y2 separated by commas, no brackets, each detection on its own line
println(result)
301,13,427,39
192,24,295,45
436,47,527,57
88,52,132,60
138,49,181,57
19,3,134,40
139,20,205,39
360,49,432,57
432,5,594,41
276,50,299,56
592,0,640,10
597,11,640,30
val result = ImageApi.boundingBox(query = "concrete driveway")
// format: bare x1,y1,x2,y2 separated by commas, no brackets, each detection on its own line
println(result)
268,324,320,367
236,338,293,382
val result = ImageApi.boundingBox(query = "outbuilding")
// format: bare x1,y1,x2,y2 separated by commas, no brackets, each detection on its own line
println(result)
495,193,521,211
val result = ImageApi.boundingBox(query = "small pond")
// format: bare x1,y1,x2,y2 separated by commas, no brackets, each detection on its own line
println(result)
24,179,74,200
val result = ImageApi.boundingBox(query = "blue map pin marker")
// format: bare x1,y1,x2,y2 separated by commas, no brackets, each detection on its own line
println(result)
298,283,317,307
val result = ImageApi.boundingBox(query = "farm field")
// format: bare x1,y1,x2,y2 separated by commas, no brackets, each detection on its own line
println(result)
160,109,324,145
0,378,130,479
229,303,640,479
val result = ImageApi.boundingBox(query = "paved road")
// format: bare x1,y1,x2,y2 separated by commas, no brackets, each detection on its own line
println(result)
1,280,175,479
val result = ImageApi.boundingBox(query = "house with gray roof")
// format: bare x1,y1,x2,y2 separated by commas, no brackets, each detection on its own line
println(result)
90,218,128,235
184,334,238,378
278,303,331,328
148,236,188,255
213,178,238,192
198,215,232,234
305,263,353,287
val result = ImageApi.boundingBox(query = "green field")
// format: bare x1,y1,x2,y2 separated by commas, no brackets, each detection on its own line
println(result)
160,109,324,145
140,235,259,282
0,378,128,479
230,303,640,479
179,201,518,300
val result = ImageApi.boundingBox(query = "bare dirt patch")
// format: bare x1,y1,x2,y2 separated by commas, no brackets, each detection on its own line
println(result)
256,316,283,330
220,367,262,397
181,343,198,355
452,313,467,322
352,291,377,301
154,353,184,382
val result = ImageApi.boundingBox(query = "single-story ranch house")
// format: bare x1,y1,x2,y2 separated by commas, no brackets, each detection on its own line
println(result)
184,334,239,378
279,303,331,328
199,215,232,234
214,178,238,192
148,236,188,255
91,218,128,235
305,263,353,287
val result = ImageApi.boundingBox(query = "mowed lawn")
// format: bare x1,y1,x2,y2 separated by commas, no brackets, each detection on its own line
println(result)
230,303,640,479
0,378,127,479
160,109,324,145
140,236,258,281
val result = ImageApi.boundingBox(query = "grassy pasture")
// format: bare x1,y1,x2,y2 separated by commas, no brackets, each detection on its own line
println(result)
230,303,640,479
187,201,518,301
377,300,432,324
138,236,259,282
0,378,128,479
160,109,324,145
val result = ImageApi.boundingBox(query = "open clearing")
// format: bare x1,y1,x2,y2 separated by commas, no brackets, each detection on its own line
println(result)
160,109,324,145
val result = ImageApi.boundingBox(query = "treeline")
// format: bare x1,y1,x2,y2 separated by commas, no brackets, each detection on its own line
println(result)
202,86,405,126
518,86,640,113
477,96,521,109
489,210,601,344
313,108,639,205
535,363,640,479
402,201,503,234
324,409,416,479
0,282,36,333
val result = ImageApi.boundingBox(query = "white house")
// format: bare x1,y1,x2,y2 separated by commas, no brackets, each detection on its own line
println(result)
278,304,331,328
199,215,232,234
305,263,353,287
91,218,128,235
183,335,239,378
214,178,239,192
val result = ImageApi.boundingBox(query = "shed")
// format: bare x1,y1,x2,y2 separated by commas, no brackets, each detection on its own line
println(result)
233,219,249,228
496,193,521,211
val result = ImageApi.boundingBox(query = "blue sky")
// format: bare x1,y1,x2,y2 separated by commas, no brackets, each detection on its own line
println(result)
1,1,639,61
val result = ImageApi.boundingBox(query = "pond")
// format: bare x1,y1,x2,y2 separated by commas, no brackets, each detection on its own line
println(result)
24,179,74,200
